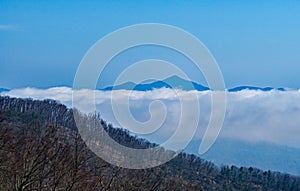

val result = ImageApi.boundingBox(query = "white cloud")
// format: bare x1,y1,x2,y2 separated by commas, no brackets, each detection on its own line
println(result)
0,25,17,30
2,87,300,149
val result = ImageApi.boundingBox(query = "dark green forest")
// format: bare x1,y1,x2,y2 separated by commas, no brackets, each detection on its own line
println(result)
0,96,299,191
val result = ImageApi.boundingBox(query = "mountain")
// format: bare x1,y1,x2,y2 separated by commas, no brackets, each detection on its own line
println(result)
102,76,285,92
228,86,285,92
103,75,209,91
186,139,300,176
1,95,300,190
0,88,9,92
103,81,137,91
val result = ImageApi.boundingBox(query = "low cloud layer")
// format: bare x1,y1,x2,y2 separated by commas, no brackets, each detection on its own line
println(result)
2,87,300,149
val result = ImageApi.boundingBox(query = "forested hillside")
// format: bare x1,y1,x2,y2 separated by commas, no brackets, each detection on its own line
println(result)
0,96,300,191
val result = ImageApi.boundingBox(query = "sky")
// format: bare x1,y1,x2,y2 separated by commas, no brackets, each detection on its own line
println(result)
1,1,300,89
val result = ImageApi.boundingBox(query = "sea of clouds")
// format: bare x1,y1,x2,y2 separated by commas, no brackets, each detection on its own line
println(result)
2,87,300,149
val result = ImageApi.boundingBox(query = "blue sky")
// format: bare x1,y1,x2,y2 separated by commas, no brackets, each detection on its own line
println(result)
1,0,300,89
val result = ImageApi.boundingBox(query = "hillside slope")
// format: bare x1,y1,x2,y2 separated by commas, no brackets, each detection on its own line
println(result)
0,96,299,191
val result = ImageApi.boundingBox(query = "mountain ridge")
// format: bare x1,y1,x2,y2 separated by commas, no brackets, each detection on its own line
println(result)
102,75,286,92
1,95,300,190
0,88,10,93
0,76,288,93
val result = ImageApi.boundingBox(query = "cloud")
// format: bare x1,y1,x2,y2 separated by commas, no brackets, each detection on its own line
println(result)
2,87,300,149
0,25,18,30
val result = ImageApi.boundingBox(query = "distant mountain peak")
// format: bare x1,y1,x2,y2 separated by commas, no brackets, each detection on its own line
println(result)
228,86,286,92
0,88,10,93
102,75,209,91
101,76,286,92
